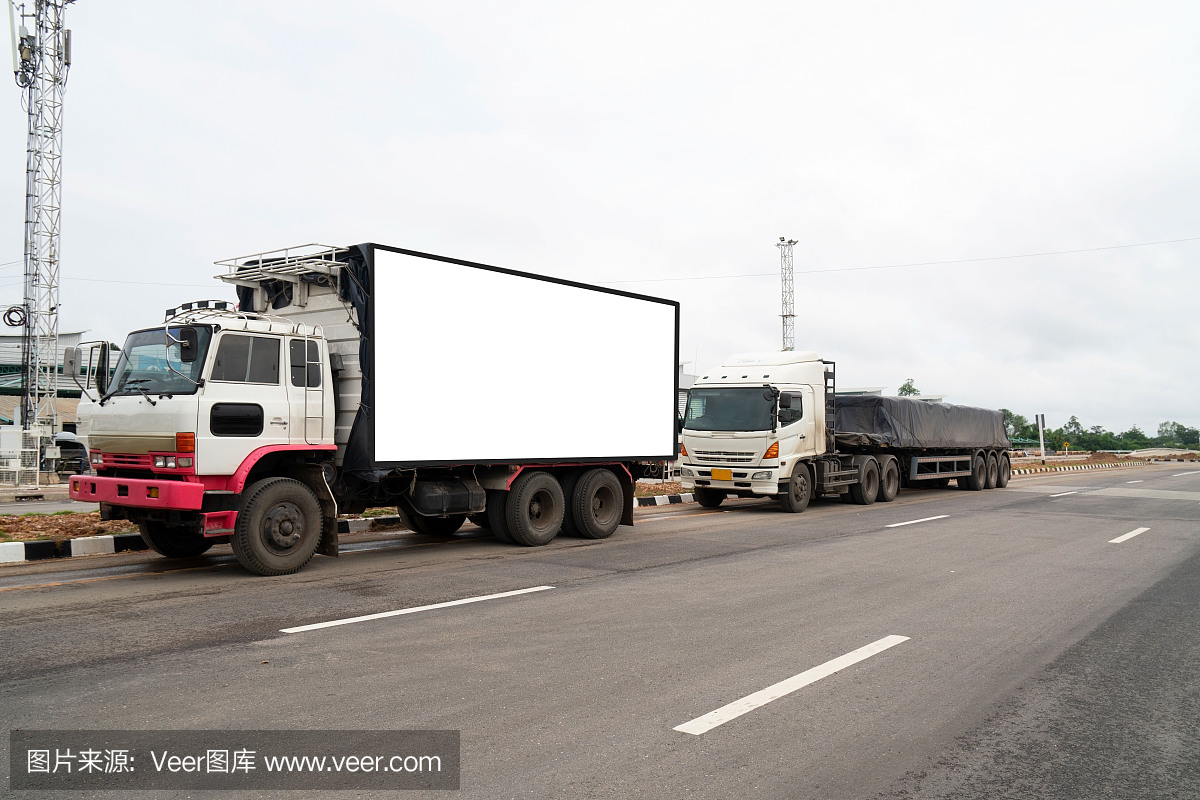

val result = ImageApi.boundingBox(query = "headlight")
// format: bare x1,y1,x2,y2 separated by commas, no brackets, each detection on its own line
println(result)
681,468,694,477
90,452,102,465
751,471,772,480
153,456,177,469
178,457,193,468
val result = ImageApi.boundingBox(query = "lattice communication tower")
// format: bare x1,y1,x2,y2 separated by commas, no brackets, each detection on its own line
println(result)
7,0,73,431
776,237,796,351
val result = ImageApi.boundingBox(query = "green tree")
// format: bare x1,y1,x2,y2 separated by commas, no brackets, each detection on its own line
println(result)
1062,416,1084,439
897,378,920,396
1118,425,1150,449
1000,409,1034,439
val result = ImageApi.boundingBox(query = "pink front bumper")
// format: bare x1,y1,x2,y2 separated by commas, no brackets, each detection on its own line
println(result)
69,475,205,510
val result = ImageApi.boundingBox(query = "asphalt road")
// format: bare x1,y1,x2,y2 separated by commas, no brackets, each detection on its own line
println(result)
2,464,1198,799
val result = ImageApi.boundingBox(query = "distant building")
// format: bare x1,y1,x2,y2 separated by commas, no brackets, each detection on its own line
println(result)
0,332,87,427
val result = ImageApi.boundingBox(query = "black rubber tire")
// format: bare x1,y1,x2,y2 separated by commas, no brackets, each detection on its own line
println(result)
505,471,564,547
558,471,582,536
138,521,214,558
571,468,623,539
694,487,725,508
410,514,466,537
468,512,490,530
996,453,1011,488
486,490,513,543
962,454,987,491
984,453,999,490
231,477,322,575
877,459,900,503
848,460,879,505
779,466,812,513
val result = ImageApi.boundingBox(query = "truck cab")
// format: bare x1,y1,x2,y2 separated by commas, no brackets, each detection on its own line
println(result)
679,352,829,509
68,302,339,571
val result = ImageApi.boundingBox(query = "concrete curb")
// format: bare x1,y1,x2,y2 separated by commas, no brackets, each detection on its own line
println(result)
1011,461,1149,476
635,493,694,507
0,515,410,565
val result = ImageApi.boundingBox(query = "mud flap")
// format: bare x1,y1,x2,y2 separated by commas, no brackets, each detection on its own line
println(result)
295,462,340,557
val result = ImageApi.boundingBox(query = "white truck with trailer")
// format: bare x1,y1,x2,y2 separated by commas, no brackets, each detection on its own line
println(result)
66,243,679,575
678,351,1011,511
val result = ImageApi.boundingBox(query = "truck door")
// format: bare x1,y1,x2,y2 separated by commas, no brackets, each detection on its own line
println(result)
779,385,816,458
286,337,325,445
197,332,291,476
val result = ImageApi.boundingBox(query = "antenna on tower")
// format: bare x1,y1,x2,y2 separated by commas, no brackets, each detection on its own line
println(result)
776,237,797,352
6,0,75,485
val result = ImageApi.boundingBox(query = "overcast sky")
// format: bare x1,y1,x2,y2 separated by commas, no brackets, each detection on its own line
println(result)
1,1,1196,435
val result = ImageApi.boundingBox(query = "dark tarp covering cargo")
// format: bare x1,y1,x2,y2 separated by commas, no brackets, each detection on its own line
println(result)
833,396,1011,451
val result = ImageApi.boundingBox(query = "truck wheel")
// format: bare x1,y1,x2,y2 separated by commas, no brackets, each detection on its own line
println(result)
486,490,513,543
506,471,564,547
779,466,811,513
984,453,999,489
138,521,214,558
410,514,466,537
231,478,323,576
572,468,623,539
996,453,1012,488
848,460,879,505
694,487,725,508
960,454,986,491
877,459,900,502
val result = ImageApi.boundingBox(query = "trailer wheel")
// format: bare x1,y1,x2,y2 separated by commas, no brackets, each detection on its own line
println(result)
231,478,323,575
138,521,214,558
694,487,725,508
571,468,623,539
410,514,466,537
877,459,900,503
849,460,879,505
984,453,999,489
996,453,1011,488
960,454,986,491
486,490,513,543
506,471,564,547
779,465,811,513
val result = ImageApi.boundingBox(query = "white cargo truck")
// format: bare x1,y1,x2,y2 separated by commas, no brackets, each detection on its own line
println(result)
678,351,1011,511
67,243,679,575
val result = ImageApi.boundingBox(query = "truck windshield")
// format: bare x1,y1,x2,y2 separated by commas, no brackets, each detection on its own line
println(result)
107,327,212,397
683,387,774,432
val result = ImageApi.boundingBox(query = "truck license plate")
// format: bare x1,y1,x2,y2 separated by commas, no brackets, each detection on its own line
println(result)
711,468,732,481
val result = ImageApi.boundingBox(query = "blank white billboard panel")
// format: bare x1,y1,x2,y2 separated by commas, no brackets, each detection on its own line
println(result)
371,248,678,464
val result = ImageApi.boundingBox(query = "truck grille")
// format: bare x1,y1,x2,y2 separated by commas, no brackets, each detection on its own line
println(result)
102,453,152,469
693,450,756,464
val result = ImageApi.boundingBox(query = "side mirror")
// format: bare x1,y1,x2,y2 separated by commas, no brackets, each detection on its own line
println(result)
64,347,79,378
96,342,111,395
178,327,199,363
779,392,793,409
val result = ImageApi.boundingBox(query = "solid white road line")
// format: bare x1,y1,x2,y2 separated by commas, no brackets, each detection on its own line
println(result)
885,515,949,528
1173,471,1200,477
673,635,910,736
1109,527,1150,544
1049,491,1078,498
281,586,555,633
